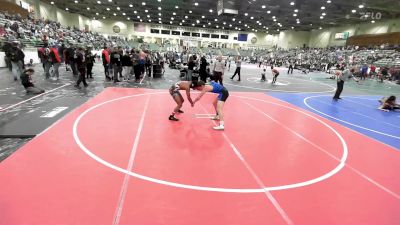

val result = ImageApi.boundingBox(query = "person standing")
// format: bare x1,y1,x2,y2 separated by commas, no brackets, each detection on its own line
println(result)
199,55,208,82
193,81,229,131
67,44,78,76
145,52,153,77
288,60,294,74
101,46,111,81
74,47,88,88
213,55,225,85
49,45,61,79
333,68,358,101
10,41,24,81
230,56,241,81
85,48,95,79
121,50,132,80
187,56,195,81
271,68,280,84
168,81,196,121
110,47,121,83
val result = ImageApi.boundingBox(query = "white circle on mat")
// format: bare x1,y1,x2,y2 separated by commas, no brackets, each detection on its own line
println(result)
304,95,400,139
73,92,348,193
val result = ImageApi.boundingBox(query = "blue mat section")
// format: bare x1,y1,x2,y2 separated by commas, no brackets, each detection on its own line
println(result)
269,93,400,150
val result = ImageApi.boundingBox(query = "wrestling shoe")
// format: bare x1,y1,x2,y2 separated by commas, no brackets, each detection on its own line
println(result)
211,115,220,120
169,115,179,121
213,125,224,131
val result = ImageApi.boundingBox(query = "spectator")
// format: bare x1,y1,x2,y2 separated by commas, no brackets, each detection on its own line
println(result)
20,68,45,94
74,47,88,88
9,41,25,81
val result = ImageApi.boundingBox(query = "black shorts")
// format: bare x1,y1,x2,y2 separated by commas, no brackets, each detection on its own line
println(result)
218,88,229,102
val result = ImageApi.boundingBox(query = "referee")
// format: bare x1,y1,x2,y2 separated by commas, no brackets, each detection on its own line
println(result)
333,68,359,101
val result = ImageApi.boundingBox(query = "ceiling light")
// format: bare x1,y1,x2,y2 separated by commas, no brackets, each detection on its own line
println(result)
140,19,143,22
179,23,182,25
96,12,99,15
103,16,106,19
291,27,294,29
192,24,195,26
359,4,364,8
50,1,54,4
294,9,298,12
293,14,297,17
320,16,324,19
116,7,120,10
232,18,235,21
129,4,133,7
297,21,300,24
189,10,192,13
106,8,110,11
142,2,146,5
158,0,161,2
319,27,322,29
239,21,241,23
351,9,356,13
203,25,206,27
159,21,162,24
196,20,200,23
290,2,295,6
267,10,271,14
122,12,126,15
214,18,218,21
195,2,198,6
208,22,211,25
216,25,219,28
273,19,276,21
113,13,116,16
262,5,266,8
145,9,148,13
185,16,188,19
137,16,140,18
175,6,179,8
171,21,173,24
173,12,176,15
202,15,205,18
159,13,162,16
245,13,248,16
87,7,90,10
223,22,226,24
250,16,254,19
134,11,137,14
322,12,326,16
108,0,112,2
171,17,174,20
182,20,185,22
371,20,375,23
127,17,130,20
159,18,161,20
321,6,325,10
209,9,213,12
65,8,69,11
327,0,331,3
147,15,150,18
158,7,162,10
74,0,78,3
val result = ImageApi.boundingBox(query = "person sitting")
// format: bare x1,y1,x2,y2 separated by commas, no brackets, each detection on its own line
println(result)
20,68,45,94
378,96,400,112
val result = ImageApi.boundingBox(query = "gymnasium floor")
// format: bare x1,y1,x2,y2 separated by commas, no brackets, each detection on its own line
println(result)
0,62,399,225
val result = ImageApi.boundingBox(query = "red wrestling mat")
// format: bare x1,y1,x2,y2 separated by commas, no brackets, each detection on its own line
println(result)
0,88,399,225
